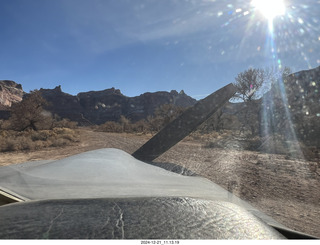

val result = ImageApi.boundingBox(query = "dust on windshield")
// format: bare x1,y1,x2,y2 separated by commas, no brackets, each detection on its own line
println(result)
0,0,319,238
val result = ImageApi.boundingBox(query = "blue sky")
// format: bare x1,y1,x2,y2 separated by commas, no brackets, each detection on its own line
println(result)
1,0,319,99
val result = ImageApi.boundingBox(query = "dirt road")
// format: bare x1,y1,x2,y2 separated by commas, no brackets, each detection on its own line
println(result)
0,129,149,166
1,128,319,237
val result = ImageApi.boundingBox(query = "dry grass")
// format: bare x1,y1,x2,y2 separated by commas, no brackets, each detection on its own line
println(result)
0,128,80,152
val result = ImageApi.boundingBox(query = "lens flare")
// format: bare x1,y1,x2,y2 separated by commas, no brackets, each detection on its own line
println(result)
251,0,286,22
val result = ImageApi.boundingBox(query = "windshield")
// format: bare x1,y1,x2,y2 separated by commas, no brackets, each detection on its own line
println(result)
0,0,319,239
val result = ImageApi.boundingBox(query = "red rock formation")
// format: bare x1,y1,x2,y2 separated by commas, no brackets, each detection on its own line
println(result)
0,80,24,107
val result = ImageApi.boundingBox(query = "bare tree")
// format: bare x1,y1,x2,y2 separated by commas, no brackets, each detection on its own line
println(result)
232,68,268,136
234,66,292,102
233,68,266,102
233,66,292,136
119,115,131,132
9,90,51,131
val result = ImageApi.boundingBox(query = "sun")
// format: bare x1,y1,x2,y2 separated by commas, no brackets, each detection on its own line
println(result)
251,0,286,22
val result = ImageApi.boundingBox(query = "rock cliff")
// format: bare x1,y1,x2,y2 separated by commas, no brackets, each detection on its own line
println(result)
0,80,24,107
0,81,24,120
0,81,196,124
39,86,196,125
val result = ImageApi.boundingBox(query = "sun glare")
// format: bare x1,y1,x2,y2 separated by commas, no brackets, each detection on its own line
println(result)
251,0,286,22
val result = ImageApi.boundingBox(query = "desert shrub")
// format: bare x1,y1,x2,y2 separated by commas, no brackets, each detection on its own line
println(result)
97,106,185,134
53,127,72,134
119,115,131,132
9,90,52,131
204,141,219,148
53,118,78,129
0,136,34,152
202,130,248,150
239,153,259,161
185,132,202,141
0,128,80,152
98,121,123,133
51,138,69,147
130,120,150,134
0,129,8,137
33,140,47,150
53,128,80,143
245,137,262,151
0,120,11,130
0,137,18,152
61,132,79,142
31,130,52,141
18,137,35,151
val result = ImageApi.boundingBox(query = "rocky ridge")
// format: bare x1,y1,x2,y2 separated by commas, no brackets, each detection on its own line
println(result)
39,86,196,125
0,80,24,107
0,81,24,119
0,84,193,125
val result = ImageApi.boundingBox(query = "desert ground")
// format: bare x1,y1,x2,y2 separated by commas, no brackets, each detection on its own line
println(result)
0,127,319,238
